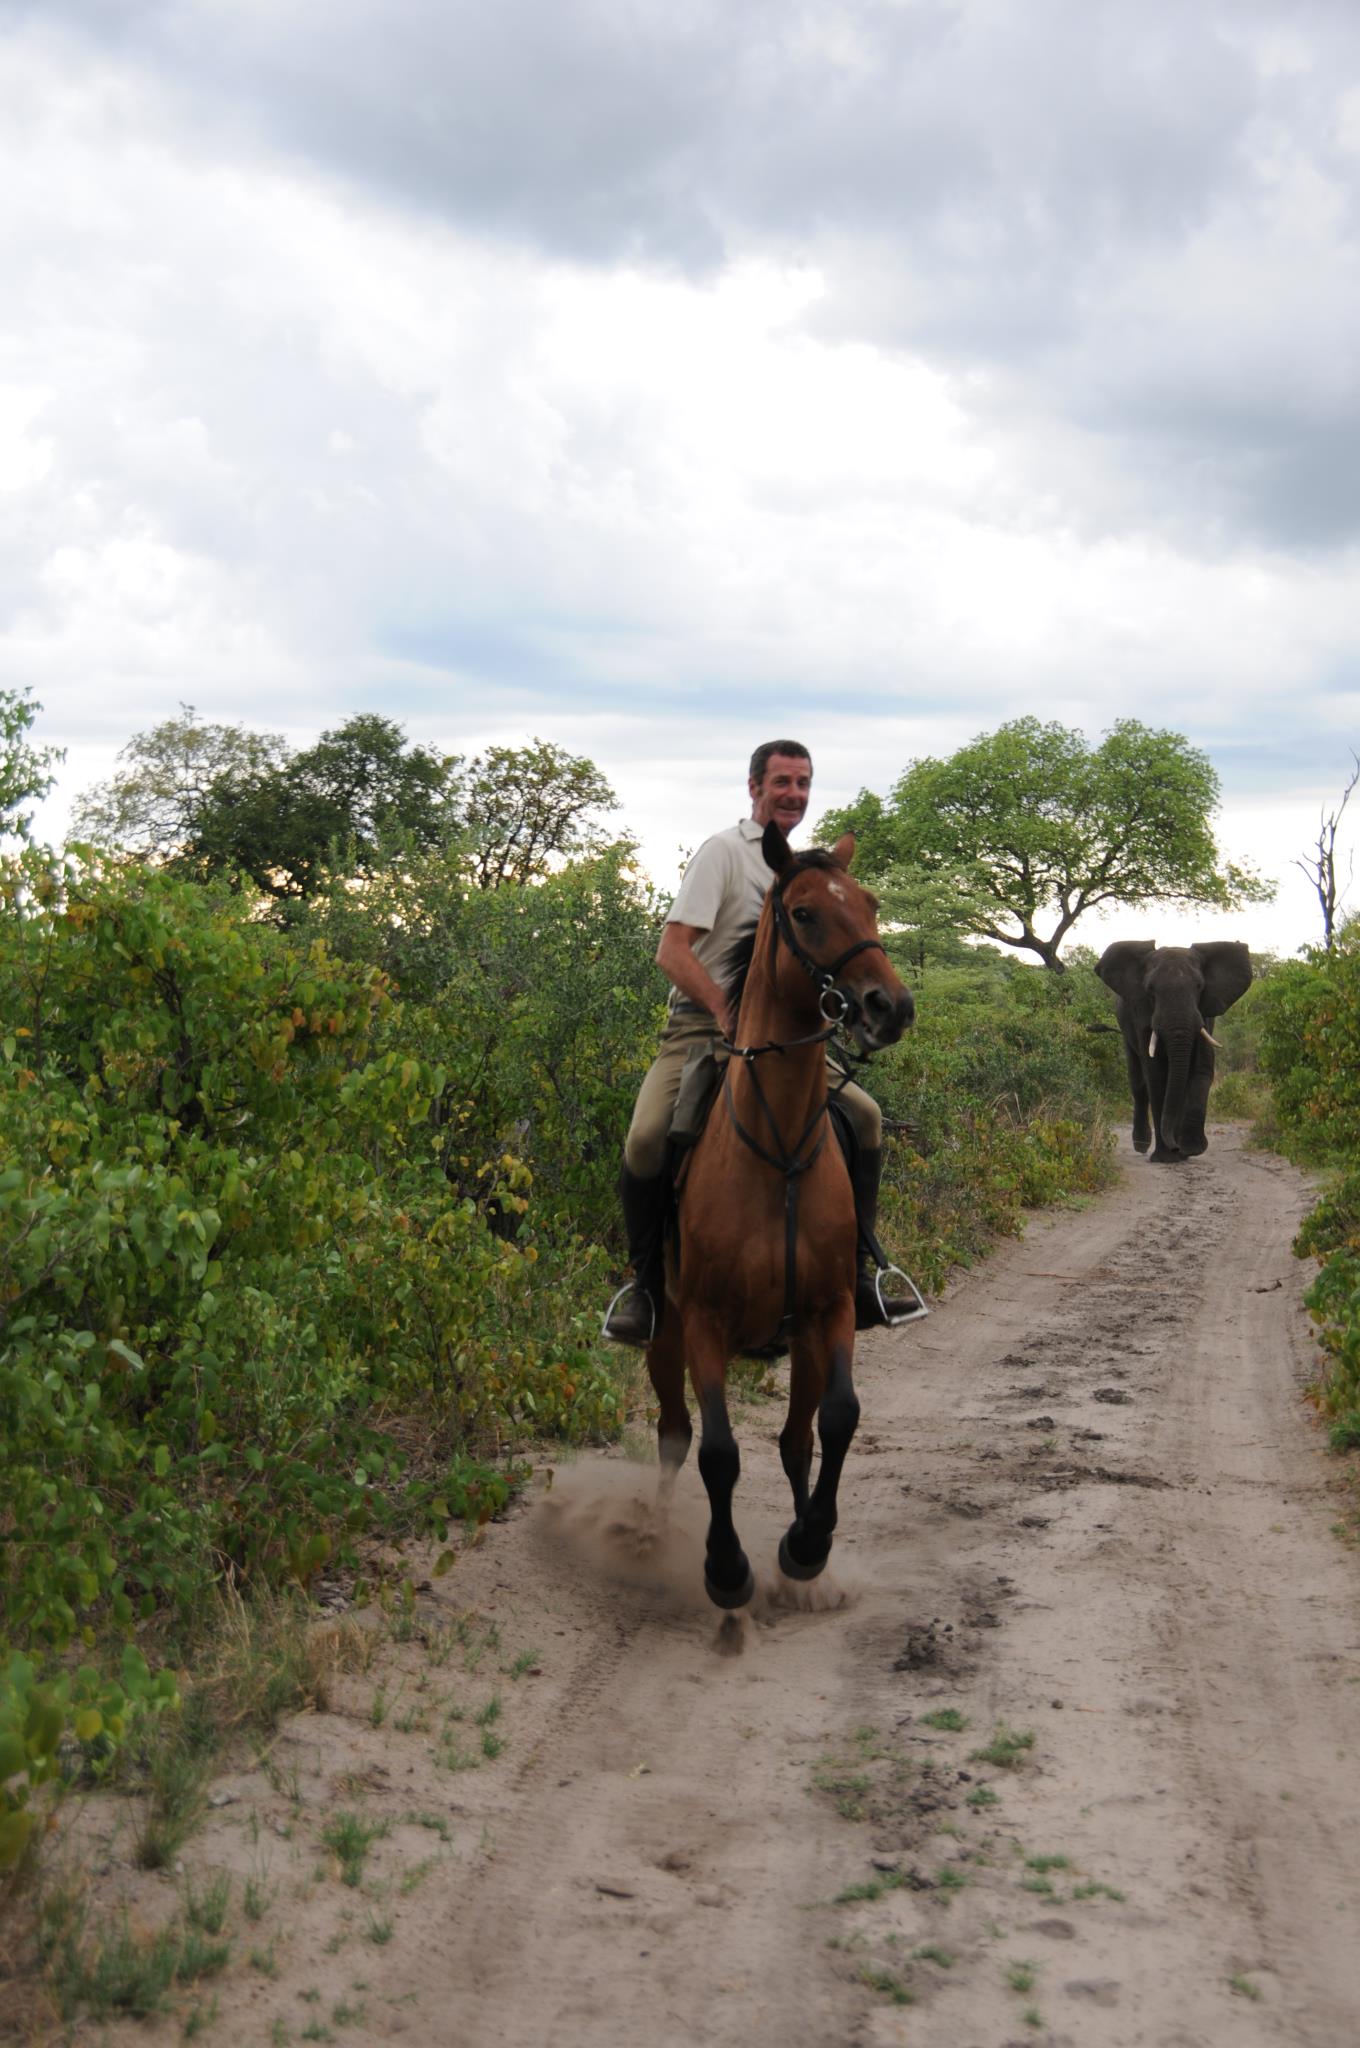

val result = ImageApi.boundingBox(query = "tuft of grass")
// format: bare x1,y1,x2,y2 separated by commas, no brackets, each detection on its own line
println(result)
969,1726,1035,1770
507,1649,542,1681
321,1813,389,1889
914,1945,954,1967
921,1707,968,1732
935,1866,969,1898
182,1993,219,2038
364,1914,394,1946
965,1784,1000,1809
1024,1854,1070,1875
811,1760,871,1820
1007,1960,1037,1993
183,1872,231,1937
1071,1879,1125,1903
1229,1973,1262,2001
403,1810,452,1840
243,1873,273,1923
859,1966,914,2006
39,1897,232,2026
833,1870,906,1905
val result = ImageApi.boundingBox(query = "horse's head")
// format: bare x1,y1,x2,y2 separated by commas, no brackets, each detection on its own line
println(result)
762,822,914,1052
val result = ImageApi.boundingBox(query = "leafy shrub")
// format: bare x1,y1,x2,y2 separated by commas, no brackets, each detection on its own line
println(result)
1258,932,1360,1434
0,850,634,1657
1,1646,179,1871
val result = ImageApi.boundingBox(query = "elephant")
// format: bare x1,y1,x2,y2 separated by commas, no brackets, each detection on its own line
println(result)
1095,940,1253,1162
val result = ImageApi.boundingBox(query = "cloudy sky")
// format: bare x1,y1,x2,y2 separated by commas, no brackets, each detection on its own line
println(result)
4,0,1359,954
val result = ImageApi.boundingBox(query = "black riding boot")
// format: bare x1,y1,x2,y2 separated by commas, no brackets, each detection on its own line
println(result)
849,1146,917,1329
602,1166,668,1346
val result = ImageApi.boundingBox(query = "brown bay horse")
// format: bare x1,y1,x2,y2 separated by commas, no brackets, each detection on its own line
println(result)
645,821,915,1608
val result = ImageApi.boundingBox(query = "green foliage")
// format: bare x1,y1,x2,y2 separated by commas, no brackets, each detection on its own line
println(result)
0,1645,179,1871
71,703,288,863
1258,931,1360,1437
820,718,1271,970
302,838,665,1241
870,956,1118,1286
459,737,619,889
0,847,636,1664
0,686,63,845
190,712,458,902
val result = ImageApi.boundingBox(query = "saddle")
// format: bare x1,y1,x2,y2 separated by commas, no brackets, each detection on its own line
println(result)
663,1041,893,1317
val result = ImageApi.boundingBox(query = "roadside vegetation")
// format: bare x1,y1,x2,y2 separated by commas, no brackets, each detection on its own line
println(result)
1254,924,1360,1450
3,692,1139,1966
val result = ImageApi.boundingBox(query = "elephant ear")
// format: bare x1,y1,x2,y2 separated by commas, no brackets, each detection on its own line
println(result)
1095,939,1157,1004
1189,940,1253,1019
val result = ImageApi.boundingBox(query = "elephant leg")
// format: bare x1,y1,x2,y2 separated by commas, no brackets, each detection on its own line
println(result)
1179,1052,1214,1158
1125,1041,1152,1153
1146,1058,1182,1162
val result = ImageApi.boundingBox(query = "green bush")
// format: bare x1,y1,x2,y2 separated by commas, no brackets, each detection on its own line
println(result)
0,850,634,1658
872,956,1118,1286
1258,931,1360,1435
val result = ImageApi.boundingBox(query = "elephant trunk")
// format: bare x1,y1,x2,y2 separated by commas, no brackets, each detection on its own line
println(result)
1158,1027,1197,1152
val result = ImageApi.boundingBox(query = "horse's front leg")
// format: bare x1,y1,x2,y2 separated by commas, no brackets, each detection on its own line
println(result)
778,1304,859,1582
687,1313,754,1610
645,1313,692,1509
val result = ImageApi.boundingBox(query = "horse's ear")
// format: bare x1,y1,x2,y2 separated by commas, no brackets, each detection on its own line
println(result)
830,832,855,870
762,820,793,874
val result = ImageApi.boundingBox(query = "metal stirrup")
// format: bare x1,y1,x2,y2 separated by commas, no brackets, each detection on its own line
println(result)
874,1265,929,1327
602,1280,656,1343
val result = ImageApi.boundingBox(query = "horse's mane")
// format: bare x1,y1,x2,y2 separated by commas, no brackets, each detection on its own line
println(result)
722,849,847,1012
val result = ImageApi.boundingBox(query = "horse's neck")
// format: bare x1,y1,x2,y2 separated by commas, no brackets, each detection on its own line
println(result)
730,963,826,1137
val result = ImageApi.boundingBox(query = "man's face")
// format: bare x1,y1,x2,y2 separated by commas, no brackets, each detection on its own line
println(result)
749,752,812,835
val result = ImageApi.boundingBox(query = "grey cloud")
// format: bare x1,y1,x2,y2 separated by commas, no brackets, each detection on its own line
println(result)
16,0,1360,550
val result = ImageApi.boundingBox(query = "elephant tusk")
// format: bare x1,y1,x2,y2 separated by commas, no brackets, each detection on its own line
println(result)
1147,1031,1158,1057
1201,1027,1221,1048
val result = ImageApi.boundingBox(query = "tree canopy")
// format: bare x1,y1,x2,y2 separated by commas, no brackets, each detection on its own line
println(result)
71,703,288,861
819,717,1271,971
74,708,620,909
460,738,618,890
0,687,63,843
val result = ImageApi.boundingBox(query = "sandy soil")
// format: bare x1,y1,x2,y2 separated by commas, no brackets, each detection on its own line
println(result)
57,1123,1360,2048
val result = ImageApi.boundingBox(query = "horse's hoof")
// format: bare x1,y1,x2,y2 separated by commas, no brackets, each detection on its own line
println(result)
704,1562,755,1610
777,1531,828,1582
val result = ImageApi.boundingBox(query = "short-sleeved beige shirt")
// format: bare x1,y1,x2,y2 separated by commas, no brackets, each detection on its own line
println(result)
665,817,774,1013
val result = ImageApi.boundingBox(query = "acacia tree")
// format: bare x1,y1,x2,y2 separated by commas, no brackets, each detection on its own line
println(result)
820,717,1271,972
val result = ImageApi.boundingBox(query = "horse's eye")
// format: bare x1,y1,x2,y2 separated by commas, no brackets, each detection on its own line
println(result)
791,906,814,925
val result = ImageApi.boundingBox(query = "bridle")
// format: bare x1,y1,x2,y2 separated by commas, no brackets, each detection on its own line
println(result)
769,863,889,1031
719,856,889,1340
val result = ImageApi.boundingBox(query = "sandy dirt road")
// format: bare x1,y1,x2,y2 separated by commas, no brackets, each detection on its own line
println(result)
82,1124,1360,2048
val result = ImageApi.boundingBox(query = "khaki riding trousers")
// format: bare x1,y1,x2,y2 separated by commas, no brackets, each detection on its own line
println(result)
624,1009,883,1180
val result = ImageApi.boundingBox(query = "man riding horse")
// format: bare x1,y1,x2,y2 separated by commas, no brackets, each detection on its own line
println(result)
604,738,915,1346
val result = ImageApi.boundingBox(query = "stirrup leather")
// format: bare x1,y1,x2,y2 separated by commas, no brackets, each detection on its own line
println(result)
872,1264,929,1327
602,1280,656,1344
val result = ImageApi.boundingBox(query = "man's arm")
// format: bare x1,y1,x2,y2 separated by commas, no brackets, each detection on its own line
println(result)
656,921,736,1040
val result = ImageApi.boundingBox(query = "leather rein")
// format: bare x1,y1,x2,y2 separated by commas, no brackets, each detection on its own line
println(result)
719,860,887,1339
